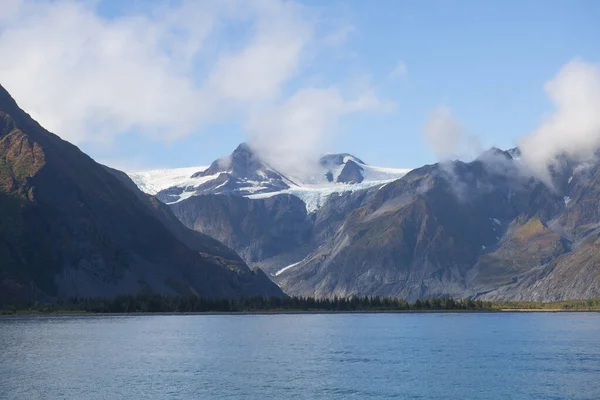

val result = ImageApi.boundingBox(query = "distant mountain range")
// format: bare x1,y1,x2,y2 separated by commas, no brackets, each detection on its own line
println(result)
2,79,599,304
130,144,600,302
0,85,282,302
129,142,410,210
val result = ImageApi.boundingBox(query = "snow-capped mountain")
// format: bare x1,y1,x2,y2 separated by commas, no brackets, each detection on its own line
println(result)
128,143,600,303
128,143,411,211
128,166,208,195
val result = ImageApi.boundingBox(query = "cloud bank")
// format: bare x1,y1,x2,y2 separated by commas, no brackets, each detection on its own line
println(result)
518,59,600,184
423,59,600,187
0,0,388,172
246,87,389,174
0,0,217,144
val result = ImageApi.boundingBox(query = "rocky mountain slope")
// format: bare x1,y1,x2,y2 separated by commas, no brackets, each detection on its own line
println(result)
169,187,379,277
275,149,600,301
0,85,283,302
135,143,600,302
131,143,406,283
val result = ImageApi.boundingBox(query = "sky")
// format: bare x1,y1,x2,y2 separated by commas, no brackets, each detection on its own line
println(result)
0,0,598,173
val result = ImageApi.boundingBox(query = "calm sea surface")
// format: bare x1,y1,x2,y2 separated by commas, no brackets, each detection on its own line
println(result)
1,313,599,399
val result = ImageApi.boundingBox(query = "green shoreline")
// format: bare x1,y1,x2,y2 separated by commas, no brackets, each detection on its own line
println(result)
3,295,599,317
2,309,600,318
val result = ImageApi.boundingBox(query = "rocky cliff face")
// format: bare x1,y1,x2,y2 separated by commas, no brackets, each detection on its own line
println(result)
171,194,312,265
277,151,600,301
167,147,600,301
0,85,283,302
169,187,380,276
336,161,364,184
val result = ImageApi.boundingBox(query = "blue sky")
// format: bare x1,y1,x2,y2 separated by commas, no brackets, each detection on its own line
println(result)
0,0,598,172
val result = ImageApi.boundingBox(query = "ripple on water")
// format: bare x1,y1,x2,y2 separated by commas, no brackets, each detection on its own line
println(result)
0,313,599,400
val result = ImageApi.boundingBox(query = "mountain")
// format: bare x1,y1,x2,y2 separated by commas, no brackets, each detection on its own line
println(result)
153,143,296,203
130,143,410,209
134,143,600,302
275,149,600,301
0,85,283,302
169,187,378,277
128,166,206,196
125,132,600,302
128,143,410,287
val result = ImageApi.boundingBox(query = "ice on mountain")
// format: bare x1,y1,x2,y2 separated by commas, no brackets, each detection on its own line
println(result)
128,166,208,195
127,145,411,207
274,256,310,276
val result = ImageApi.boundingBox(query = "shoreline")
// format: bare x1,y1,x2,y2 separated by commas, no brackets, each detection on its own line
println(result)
2,309,599,318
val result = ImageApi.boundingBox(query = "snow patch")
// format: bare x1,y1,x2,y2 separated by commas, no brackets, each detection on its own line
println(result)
128,166,208,195
249,180,395,213
165,173,223,204
275,256,310,276
342,155,354,164
128,154,411,209
361,165,412,182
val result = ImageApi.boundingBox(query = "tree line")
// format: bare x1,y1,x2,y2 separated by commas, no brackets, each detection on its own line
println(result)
1,294,494,314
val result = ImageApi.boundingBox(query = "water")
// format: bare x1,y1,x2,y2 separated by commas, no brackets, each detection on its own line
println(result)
1,313,599,399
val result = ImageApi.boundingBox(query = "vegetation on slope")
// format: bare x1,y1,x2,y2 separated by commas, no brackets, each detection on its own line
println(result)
2,295,599,315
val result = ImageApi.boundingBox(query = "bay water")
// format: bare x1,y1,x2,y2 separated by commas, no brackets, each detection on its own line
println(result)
1,313,599,399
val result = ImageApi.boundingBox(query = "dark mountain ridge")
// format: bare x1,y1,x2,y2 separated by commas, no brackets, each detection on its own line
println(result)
0,85,283,301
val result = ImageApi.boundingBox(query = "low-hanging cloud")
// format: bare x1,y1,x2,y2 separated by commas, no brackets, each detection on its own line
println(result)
246,87,390,176
518,59,600,184
423,105,482,162
421,59,600,194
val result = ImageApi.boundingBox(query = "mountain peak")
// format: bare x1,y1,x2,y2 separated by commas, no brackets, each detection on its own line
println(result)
233,142,253,155
229,142,263,176
320,153,365,168
0,84,36,139
193,142,264,178
143,144,409,204
0,84,17,112
336,160,365,184
476,147,514,162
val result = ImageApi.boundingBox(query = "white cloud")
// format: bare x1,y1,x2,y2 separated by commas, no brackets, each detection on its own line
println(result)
208,0,313,102
420,59,600,189
390,60,407,79
0,0,217,144
0,0,22,22
423,106,482,161
246,87,390,175
0,0,389,174
518,59,600,184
